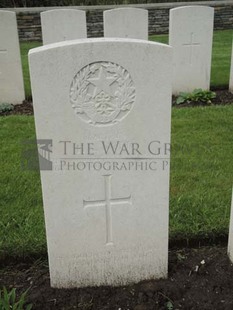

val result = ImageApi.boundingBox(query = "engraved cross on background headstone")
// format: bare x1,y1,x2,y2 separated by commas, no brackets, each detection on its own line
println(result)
84,175,132,245
0,50,7,80
182,32,200,65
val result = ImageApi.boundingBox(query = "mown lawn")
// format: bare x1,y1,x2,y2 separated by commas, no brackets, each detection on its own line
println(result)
20,41,41,99
0,105,233,259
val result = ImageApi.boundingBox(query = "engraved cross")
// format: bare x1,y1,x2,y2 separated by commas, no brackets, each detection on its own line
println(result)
84,175,132,245
182,33,200,65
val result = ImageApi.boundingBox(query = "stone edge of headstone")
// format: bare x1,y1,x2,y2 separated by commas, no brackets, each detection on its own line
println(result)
228,187,233,261
229,42,233,94
29,36,172,288
0,9,25,104
0,9,16,15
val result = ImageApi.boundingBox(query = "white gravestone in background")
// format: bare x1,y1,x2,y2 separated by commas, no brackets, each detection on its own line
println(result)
229,42,233,93
104,8,148,40
169,6,214,94
228,188,233,261
41,9,87,45
0,10,25,104
29,38,172,288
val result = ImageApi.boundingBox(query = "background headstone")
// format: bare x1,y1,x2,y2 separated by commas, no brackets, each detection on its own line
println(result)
169,6,214,94
0,10,25,104
228,188,233,262
104,8,148,40
29,38,172,288
41,9,87,45
229,42,233,93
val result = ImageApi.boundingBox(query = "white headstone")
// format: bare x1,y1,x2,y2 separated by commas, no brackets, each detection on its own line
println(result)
29,38,172,288
169,6,214,95
228,188,233,261
104,8,148,40
0,10,25,104
229,42,233,93
41,9,87,45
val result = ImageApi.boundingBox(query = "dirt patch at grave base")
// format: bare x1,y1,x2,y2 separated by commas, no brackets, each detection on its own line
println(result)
0,101,33,116
172,89,233,108
1,246,233,310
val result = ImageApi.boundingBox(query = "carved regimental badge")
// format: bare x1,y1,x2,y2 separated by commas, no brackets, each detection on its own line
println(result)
70,62,136,126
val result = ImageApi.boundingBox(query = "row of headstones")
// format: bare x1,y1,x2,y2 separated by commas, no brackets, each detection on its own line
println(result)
27,11,233,287
39,6,214,95
1,6,233,105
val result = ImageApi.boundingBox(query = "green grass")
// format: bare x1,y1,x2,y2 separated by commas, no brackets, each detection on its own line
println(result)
0,287,32,310
150,34,168,44
211,30,232,87
0,106,233,259
0,116,45,259
20,42,41,99
21,30,232,98
170,106,233,240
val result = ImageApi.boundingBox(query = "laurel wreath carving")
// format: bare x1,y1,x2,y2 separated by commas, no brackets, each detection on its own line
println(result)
70,62,136,124
102,62,136,111
70,64,98,114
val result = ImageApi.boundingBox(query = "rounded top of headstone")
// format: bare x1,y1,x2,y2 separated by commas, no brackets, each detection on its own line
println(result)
105,7,148,13
0,10,16,16
170,5,214,13
41,8,86,16
29,37,171,56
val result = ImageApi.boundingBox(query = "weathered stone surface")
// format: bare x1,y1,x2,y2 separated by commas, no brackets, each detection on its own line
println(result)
104,8,148,40
169,6,214,94
41,9,87,44
0,10,25,104
228,188,233,261
29,38,172,288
